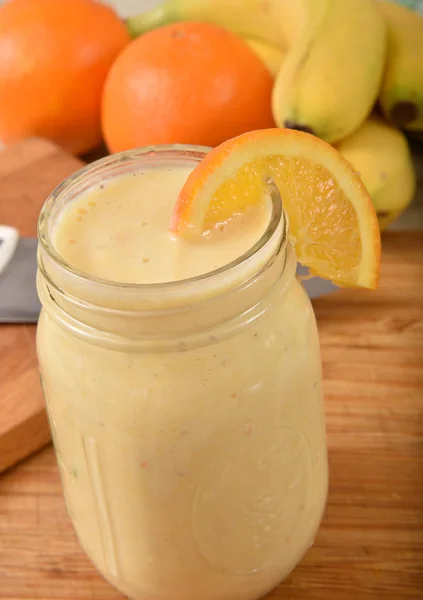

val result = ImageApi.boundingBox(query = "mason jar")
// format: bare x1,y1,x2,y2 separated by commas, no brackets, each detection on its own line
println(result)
36,147,328,600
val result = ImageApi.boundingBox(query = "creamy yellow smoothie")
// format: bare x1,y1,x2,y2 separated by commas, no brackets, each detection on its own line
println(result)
36,147,328,600
53,165,271,284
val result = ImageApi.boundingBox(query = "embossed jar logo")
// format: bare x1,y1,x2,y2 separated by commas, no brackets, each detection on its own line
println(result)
191,427,312,574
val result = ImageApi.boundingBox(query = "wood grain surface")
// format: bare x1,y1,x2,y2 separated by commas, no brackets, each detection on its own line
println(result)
0,138,83,473
1,230,422,599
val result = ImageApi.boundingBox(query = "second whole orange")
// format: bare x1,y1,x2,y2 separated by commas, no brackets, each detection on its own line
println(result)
101,22,275,153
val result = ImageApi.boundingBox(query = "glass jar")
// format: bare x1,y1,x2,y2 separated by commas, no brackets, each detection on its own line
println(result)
36,147,328,600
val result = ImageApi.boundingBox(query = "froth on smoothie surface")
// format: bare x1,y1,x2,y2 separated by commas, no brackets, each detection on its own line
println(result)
53,166,270,285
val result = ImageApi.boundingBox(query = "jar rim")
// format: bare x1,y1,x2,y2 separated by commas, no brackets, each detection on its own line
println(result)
38,144,288,293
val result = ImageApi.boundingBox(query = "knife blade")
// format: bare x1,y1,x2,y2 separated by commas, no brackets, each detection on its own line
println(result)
0,225,40,323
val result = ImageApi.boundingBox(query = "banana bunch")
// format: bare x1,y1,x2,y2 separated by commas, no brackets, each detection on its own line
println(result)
127,0,422,229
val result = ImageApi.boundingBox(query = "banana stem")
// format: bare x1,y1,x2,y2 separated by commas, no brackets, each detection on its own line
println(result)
125,5,173,38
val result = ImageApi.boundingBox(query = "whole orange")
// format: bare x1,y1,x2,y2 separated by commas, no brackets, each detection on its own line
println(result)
102,21,275,153
0,0,130,155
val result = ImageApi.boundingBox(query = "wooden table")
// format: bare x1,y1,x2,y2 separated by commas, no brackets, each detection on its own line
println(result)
0,141,423,599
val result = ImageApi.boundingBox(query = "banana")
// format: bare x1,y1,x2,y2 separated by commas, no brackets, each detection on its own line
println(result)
242,37,285,78
335,115,416,231
126,0,289,48
272,0,387,144
378,0,423,132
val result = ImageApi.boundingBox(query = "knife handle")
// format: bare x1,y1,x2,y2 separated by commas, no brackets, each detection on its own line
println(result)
0,225,19,275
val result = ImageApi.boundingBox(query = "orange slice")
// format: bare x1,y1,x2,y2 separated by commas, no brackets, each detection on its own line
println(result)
170,128,381,289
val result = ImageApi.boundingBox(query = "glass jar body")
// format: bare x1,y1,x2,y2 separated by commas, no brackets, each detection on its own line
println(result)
36,145,328,600
37,269,327,600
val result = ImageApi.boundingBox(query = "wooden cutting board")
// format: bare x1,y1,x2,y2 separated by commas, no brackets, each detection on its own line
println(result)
0,138,84,473
0,139,423,599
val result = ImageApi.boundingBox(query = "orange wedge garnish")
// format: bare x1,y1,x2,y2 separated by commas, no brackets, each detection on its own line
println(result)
170,129,380,289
